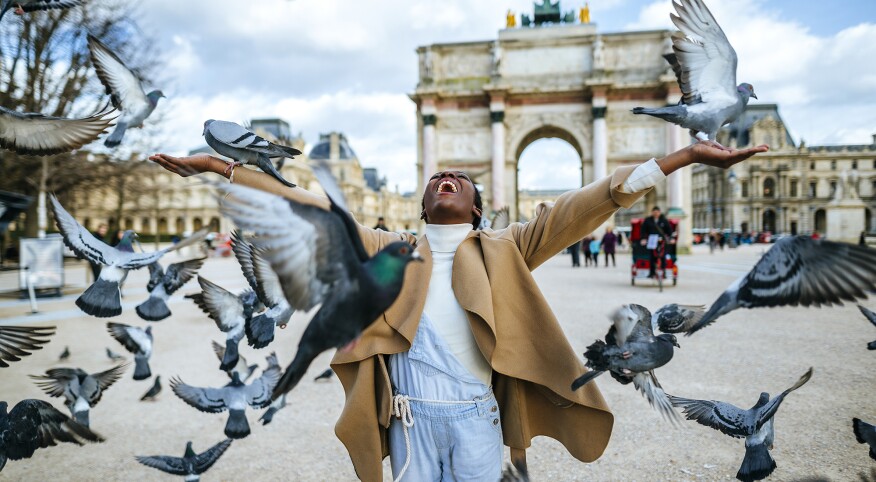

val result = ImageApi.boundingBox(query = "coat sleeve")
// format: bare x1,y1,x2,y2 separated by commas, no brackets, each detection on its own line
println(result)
227,166,415,255
511,165,650,270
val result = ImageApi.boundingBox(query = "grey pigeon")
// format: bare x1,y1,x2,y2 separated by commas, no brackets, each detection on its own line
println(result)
665,236,876,335
58,345,70,361
0,105,115,155
135,438,232,481
170,364,282,439
854,418,876,461
856,305,876,350
571,304,682,423
488,206,511,231
106,347,125,362
231,230,294,349
50,195,205,317
187,276,262,372
135,258,205,322
203,119,300,187
210,340,257,382
215,160,421,401
654,304,705,333
669,368,813,481
87,34,164,148
632,0,756,143
0,0,83,22
0,399,103,473
499,459,529,482
313,368,334,382
106,323,153,381
140,376,162,402
30,362,128,427
0,325,54,368
258,353,286,425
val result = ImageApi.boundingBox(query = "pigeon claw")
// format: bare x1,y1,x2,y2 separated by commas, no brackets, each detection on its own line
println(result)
223,161,243,175
621,351,632,359
14,5,24,14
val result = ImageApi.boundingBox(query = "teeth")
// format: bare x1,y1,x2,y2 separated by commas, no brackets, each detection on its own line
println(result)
437,180,457,193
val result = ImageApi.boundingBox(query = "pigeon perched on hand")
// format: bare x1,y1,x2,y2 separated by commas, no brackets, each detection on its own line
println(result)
0,325,55,368
58,345,70,361
140,376,162,402
853,418,876,461
203,119,300,187
215,160,421,401
632,0,755,143
0,0,84,23
30,362,129,427
170,364,282,439
662,236,876,335
51,195,205,317
0,399,103,473
210,340,257,382
135,258,205,322
0,105,115,156
87,34,164,148
231,230,294,348
571,304,681,423
135,438,233,481
187,277,262,372
106,323,152,381
669,367,813,482
856,305,876,350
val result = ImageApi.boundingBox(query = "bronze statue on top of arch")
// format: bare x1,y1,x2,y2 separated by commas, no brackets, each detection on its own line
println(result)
513,0,587,28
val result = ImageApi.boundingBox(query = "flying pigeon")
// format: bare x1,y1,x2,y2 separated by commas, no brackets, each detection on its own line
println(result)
258,353,287,425
654,304,705,334
669,367,813,482
50,195,205,317
489,206,511,231
106,323,152,381
30,362,129,427
106,347,125,362
203,119,300,187
631,0,756,143
853,418,876,461
0,105,115,155
58,345,70,361
187,276,262,371
135,258,205,322
0,325,55,368
499,459,529,482
140,376,162,402
87,34,164,148
856,305,876,350
0,0,84,23
135,438,233,481
571,304,682,423
313,368,334,382
231,230,294,348
210,340,257,382
215,160,421,401
0,399,103,473
170,364,282,439
660,236,876,335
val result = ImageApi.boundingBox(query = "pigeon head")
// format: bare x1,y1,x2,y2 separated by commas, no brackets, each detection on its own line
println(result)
753,392,770,409
202,119,215,136
657,333,680,348
145,326,153,337
229,371,243,386
369,241,422,282
116,230,137,252
184,441,195,458
146,90,165,105
737,83,757,101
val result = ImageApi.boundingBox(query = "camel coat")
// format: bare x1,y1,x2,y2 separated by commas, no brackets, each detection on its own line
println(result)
230,164,649,481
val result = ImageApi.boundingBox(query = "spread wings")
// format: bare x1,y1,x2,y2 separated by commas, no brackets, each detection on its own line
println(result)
189,277,246,332
87,35,148,113
169,377,228,413
107,322,150,355
162,258,205,295
0,105,115,156
668,395,751,438
2,399,103,461
245,364,282,408
0,325,55,368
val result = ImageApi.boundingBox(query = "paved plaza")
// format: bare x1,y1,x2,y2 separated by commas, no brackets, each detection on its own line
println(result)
0,244,874,481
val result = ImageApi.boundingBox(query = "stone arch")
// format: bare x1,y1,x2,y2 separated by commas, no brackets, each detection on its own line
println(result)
193,217,204,231
814,209,826,234
762,177,775,198
762,209,776,233
175,217,185,234
209,217,221,232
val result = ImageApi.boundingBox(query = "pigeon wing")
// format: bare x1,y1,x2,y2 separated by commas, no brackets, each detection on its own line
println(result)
145,262,164,293
245,365,282,408
20,0,84,12
489,206,511,230
87,35,148,112
3,399,102,461
135,455,189,476
163,258,205,295
756,367,813,428
193,438,233,474
29,368,81,398
0,325,55,368
210,340,226,363
191,277,245,332
669,0,738,107
169,377,228,413
207,121,274,154
49,195,119,266
858,305,876,328
230,230,260,294
251,247,289,309
654,304,706,333
668,394,750,437
106,322,147,354
0,105,115,156
311,159,369,263
91,362,129,391
632,371,682,424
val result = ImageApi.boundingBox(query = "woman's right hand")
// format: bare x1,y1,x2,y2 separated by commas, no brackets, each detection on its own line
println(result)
148,153,226,178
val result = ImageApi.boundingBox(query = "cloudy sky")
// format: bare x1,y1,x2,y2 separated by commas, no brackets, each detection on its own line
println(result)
135,0,876,192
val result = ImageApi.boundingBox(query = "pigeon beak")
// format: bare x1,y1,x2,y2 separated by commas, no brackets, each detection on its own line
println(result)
411,251,423,262
751,92,758,100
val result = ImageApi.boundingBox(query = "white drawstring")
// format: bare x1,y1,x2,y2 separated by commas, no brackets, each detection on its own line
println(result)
392,394,415,482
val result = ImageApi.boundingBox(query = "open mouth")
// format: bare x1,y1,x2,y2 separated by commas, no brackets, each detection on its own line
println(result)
436,180,458,194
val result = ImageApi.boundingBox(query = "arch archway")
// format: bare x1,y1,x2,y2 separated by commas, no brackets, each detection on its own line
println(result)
814,209,826,234
762,178,775,198
513,125,585,222
762,209,776,233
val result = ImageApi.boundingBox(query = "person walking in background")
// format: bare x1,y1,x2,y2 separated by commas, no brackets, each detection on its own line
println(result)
589,237,600,267
860,231,867,247
568,240,581,267
601,227,617,267
88,223,109,281
374,216,389,231
581,234,594,266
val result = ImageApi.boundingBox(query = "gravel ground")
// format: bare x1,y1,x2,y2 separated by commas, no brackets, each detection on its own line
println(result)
0,244,874,481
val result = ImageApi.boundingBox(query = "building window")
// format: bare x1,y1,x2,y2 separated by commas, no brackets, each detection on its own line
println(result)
741,180,749,198
831,160,837,170
809,182,817,197
790,180,798,197
853,160,858,170
810,162,815,170
763,178,775,198
830,181,837,197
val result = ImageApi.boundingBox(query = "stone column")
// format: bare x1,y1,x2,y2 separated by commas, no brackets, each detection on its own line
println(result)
421,99,437,192
591,96,607,182
490,96,506,210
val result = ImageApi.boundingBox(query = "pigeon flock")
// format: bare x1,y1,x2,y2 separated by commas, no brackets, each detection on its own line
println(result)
1,0,874,481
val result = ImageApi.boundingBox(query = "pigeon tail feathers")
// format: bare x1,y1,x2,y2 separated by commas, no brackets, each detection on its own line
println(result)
220,339,239,372
868,340,876,351
76,278,121,317
571,369,604,391
224,409,250,439
688,291,737,335
104,121,127,148
244,313,276,349
73,408,90,428
255,154,295,187
736,442,776,482
133,356,151,380
135,296,171,321
631,105,687,124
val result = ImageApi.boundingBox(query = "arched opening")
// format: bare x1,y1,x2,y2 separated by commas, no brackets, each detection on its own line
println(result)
175,217,185,234
158,218,168,234
741,221,749,234
514,126,583,222
814,209,826,234
762,209,776,233
123,217,134,230
141,218,151,234
762,178,775,198
193,217,203,231
209,217,221,232
867,208,872,233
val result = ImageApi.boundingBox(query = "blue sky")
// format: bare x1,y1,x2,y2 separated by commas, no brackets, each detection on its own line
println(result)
129,0,876,192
